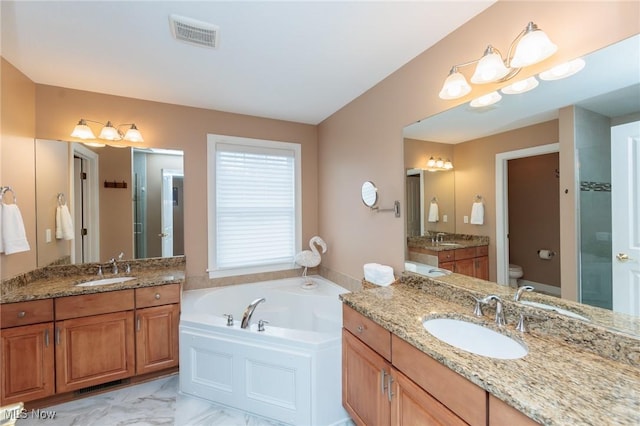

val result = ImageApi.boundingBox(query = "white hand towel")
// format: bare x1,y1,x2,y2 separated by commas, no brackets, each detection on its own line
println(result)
1,203,31,254
470,202,484,225
56,205,74,240
427,201,439,223
363,263,395,286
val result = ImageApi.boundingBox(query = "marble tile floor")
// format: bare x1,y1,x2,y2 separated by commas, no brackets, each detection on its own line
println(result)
17,375,290,426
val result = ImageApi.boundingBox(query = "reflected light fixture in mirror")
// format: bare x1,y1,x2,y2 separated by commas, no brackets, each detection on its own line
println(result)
439,21,557,102
426,156,453,172
71,118,145,147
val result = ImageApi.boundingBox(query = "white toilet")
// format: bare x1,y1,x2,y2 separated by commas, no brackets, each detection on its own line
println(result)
508,264,523,287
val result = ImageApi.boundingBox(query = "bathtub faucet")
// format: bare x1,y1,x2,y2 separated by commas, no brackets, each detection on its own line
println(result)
241,297,266,329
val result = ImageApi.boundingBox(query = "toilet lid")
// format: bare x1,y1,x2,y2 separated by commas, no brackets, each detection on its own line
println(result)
509,264,522,272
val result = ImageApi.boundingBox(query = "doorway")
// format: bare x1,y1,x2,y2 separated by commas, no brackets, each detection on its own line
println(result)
72,144,100,264
496,143,560,290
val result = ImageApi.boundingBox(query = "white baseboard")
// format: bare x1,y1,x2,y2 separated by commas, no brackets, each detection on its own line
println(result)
519,279,561,297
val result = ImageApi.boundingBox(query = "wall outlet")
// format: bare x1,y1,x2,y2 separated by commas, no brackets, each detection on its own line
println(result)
45,228,52,243
443,214,448,223
463,216,469,224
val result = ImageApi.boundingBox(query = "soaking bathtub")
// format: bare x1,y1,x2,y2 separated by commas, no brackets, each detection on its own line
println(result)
179,275,352,426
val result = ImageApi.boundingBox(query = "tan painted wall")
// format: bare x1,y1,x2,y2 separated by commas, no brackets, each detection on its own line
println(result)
318,1,640,282
1,58,37,278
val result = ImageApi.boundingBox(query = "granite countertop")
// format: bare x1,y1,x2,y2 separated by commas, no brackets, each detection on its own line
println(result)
1,259,185,304
341,281,640,426
407,234,489,251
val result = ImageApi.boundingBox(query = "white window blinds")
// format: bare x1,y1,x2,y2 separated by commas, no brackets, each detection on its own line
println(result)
214,141,298,271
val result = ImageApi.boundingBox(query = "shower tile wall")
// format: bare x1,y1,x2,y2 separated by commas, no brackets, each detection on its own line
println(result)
575,106,612,309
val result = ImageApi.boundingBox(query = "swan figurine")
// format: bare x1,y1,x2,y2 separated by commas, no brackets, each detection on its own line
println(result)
294,236,327,277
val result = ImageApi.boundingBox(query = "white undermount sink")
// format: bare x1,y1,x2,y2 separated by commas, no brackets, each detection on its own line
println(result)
520,301,589,321
438,242,464,247
423,318,528,360
75,277,136,287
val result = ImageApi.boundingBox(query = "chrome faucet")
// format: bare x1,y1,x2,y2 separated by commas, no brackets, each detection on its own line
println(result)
241,298,266,329
478,295,506,326
109,258,118,274
514,285,534,301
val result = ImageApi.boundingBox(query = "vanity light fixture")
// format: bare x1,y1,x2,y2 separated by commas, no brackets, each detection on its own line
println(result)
539,58,586,81
470,91,502,108
426,156,453,171
500,76,539,95
70,119,145,146
439,21,557,101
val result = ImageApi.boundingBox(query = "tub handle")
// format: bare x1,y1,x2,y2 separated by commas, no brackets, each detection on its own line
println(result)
258,319,269,332
223,314,234,326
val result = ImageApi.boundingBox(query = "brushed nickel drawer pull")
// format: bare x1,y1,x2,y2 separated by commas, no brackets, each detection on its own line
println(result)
387,375,394,402
357,325,364,333
155,293,161,300
136,315,141,332
55,327,61,346
44,328,50,347
17,311,26,318
380,369,388,395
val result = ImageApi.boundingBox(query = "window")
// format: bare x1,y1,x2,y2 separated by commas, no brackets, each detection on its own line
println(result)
207,134,301,278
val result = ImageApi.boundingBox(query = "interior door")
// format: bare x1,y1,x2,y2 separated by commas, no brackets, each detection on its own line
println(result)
406,173,421,237
611,120,640,316
160,170,175,257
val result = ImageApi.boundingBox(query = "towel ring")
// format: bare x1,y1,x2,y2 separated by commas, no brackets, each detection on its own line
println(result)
0,186,16,204
57,193,66,206
474,194,483,202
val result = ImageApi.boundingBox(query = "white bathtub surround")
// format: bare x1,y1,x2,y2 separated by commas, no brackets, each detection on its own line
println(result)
180,275,351,426
17,375,290,426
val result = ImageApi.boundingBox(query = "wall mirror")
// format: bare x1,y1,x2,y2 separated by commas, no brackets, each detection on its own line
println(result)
35,140,184,267
402,34,640,335
361,181,378,208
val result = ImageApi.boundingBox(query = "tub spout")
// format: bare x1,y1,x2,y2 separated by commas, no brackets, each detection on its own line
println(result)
241,297,266,329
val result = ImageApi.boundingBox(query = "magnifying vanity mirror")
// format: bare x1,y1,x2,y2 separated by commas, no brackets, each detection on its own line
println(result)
403,34,640,335
361,181,378,208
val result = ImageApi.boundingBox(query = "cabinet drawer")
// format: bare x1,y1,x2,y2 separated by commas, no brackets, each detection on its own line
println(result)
343,304,391,361
136,284,180,308
476,245,489,257
1,299,54,328
55,290,134,320
392,335,487,426
454,247,477,260
437,250,455,262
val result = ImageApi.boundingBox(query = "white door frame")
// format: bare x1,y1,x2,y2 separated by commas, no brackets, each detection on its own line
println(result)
71,143,100,263
406,168,425,236
495,143,559,285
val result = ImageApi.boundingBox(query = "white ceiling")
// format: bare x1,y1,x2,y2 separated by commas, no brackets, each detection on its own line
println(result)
0,0,495,125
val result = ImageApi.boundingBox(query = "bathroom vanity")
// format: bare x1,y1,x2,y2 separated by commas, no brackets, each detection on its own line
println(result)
407,234,489,280
0,259,184,407
341,273,640,425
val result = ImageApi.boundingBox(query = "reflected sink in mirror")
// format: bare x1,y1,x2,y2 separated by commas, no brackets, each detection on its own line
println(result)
437,242,464,247
75,277,136,287
423,318,528,360
405,262,451,277
520,301,590,321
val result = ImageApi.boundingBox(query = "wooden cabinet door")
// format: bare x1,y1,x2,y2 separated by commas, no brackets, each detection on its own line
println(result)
453,258,475,276
135,304,179,375
391,369,466,426
1,323,55,404
343,330,391,426
489,394,539,425
474,256,489,280
55,311,135,393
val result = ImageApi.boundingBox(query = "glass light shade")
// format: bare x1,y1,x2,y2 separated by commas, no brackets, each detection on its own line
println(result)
539,58,586,81
510,25,557,68
470,91,502,108
427,157,436,167
501,76,539,95
435,158,444,168
439,70,471,100
443,160,453,170
99,121,122,141
70,120,96,140
471,47,510,83
82,141,106,148
123,124,144,142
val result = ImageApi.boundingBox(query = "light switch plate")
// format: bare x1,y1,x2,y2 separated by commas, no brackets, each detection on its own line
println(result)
45,228,52,243
463,216,469,224
443,214,448,222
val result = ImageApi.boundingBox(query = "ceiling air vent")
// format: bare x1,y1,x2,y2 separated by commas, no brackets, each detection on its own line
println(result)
169,14,219,49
